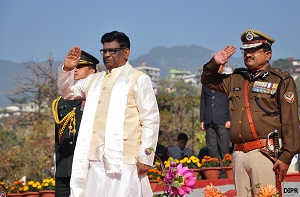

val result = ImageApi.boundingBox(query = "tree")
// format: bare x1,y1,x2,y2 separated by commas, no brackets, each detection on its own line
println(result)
156,80,205,155
271,58,293,72
0,56,57,183
6,55,58,127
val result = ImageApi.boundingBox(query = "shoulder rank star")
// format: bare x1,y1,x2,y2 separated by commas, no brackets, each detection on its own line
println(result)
284,92,295,104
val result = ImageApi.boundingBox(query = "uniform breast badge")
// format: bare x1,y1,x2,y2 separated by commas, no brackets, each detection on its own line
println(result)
253,81,278,95
284,92,295,104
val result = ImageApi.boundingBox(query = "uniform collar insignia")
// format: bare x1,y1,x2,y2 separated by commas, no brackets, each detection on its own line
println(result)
261,72,269,79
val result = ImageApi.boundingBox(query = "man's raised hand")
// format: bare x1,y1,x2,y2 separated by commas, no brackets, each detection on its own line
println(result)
63,46,82,71
214,45,237,66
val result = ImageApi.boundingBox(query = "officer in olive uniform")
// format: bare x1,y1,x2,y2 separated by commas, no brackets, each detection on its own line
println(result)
53,50,99,197
201,29,300,196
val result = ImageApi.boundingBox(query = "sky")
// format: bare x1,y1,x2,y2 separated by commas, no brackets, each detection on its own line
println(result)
0,1,299,64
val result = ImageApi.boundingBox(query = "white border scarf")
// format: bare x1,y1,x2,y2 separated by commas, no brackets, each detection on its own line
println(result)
70,63,133,197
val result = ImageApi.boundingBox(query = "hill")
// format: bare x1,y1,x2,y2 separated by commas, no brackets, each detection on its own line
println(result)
130,45,244,77
0,45,245,107
0,60,26,107
0,60,62,107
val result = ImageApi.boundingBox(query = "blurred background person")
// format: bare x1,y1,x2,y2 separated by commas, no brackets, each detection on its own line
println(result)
200,65,231,178
168,132,195,159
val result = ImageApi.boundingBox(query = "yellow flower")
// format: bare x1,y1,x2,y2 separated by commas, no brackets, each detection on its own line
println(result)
23,186,29,192
41,178,55,190
173,156,201,169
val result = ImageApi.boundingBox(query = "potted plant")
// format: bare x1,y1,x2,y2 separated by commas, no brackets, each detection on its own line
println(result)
200,156,221,180
221,154,233,179
39,178,55,197
147,167,163,191
6,180,25,197
179,156,201,169
222,154,232,167
163,157,179,169
23,181,41,197
147,167,163,182
178,156,201,178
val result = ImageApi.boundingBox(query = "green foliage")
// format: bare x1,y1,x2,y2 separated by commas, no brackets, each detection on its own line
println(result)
158,79,201,97
0,58,56,185
156,81,206,154
271,58,293,72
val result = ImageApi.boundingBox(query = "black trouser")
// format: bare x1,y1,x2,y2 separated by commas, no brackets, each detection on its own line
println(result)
55,177,71,197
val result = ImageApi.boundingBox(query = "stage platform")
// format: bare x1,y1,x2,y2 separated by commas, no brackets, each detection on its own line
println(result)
153,172,300,197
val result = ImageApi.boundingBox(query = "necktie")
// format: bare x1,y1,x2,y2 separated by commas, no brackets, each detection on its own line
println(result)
180,150,184,158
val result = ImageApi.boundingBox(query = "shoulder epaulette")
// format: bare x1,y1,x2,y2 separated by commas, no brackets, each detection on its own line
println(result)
233,67,248,74
269,67,291,80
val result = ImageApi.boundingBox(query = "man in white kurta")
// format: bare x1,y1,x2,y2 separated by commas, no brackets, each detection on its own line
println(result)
57,31,160,197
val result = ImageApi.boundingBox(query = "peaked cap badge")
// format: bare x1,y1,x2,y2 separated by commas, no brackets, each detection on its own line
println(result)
245,31,254,41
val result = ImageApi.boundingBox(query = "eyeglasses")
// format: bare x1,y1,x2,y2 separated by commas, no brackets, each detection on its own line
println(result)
99,48,124,55
241,49,264,55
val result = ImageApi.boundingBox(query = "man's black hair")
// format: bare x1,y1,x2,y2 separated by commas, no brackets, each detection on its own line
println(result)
177,133,188,141
101,31,130,49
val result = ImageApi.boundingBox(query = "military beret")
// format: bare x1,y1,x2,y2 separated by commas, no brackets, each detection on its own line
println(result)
78,50,100,70
240,29,275,50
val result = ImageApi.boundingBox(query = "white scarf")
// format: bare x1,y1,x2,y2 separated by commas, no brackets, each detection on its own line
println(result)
70,63,133,197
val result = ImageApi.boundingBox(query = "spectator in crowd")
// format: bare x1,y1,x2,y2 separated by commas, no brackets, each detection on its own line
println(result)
155,130,169,163
200,65,231,178
168,133,195,159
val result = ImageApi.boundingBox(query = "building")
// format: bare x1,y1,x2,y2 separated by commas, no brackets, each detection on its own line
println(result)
196,66,233,87
169,68,192,81
0,102,42,119
289,57,300,79
134,62,160,83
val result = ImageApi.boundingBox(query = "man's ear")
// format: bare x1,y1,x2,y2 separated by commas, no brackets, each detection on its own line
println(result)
124,48,130,60
266,51,272,61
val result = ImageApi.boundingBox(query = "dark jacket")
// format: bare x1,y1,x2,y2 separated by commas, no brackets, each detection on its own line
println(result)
200,86,230,125
54,97,84,177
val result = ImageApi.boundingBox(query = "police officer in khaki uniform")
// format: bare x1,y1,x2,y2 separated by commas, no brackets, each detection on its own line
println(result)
201,29,300,196
52,50,99,197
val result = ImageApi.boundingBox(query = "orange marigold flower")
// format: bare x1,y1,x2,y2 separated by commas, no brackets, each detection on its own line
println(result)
204,183,227,197
255,184,277,197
